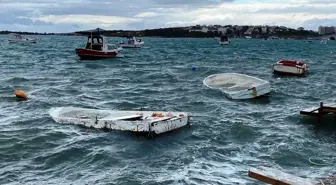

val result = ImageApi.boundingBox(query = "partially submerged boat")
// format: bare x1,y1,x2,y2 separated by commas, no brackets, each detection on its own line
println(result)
75,34,123,60
119,36,144,48
8,33,37,43
273,60,308,75
219,35,230,45
49,107,189,135
203,73,271,99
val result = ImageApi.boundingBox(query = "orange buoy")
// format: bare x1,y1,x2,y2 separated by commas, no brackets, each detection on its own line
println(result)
15,90,28,100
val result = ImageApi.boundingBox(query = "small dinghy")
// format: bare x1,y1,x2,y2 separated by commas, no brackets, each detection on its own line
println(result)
219,35,230,45
119,36,144,48
49,107,189,135
273,60,308,75
203,73,271,99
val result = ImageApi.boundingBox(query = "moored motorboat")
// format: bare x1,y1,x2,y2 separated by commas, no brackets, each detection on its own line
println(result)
119,36,144,48
75,34,123,60
273,60,308,75
8,33,37,43
49,107,189,136
203,73,270,99
219,35,230,45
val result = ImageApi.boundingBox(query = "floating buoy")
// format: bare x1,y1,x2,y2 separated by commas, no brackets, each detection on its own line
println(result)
15,90,28,100
331,51,334,54
192,66,196,71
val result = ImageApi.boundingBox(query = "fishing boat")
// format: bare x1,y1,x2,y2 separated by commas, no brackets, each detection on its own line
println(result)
119,36,144,48
203,73,271,99
75,34,123,60
273,60,308,75
219,35,230,45
8,33,37,43
49,107,189,136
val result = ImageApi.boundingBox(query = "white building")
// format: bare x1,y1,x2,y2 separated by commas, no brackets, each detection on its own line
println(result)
217,27,227,35
318,26,335,35
244,27,254,35
189,27,208,33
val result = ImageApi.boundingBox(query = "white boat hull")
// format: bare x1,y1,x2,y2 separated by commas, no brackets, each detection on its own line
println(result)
119,44,143,48
203,73,271,99
273,64,308,75
8,39,37,43
219,41,229,45
49,107,189,135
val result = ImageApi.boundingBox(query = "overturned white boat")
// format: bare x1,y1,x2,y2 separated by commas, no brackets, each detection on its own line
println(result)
203,73,271,99
49,107,189,135
119,36,144,48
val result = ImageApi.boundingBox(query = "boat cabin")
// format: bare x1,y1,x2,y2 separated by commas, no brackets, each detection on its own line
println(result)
85,35,107,51
220,35,228,42
9,33,26,40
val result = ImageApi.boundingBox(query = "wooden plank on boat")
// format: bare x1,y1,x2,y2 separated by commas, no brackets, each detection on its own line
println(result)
150,116,175,124
100,114,143,121
300,102,336,116
248,167,318,185
300,107,319,116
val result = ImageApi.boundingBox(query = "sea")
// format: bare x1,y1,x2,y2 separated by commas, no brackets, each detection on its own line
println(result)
0,35,335,185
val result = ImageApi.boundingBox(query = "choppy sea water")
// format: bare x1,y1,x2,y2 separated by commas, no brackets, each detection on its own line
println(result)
0,35,336,185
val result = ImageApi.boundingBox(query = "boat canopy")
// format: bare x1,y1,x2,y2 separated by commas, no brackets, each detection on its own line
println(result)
220,35,228,42
85,35,106,51
9,33,24,39
75,28,107,36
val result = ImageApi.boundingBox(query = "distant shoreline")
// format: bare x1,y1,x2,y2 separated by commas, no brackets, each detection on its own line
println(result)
1,26,334,40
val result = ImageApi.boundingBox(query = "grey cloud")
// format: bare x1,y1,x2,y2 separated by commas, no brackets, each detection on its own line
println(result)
0,12,50,25
151,0,234,6
254,4,336,14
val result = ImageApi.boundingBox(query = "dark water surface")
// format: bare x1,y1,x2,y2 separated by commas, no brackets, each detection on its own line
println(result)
0,35,335,184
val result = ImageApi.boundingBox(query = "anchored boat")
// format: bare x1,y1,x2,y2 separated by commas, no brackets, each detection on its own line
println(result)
75,34,122,60
219,35,230,45
8,33,37,43
203,73,271,99
119,36,144,48
49,107,189,135
75,28,122,60
273,60,308,75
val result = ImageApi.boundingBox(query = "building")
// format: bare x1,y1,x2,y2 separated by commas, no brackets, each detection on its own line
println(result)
189,27,208,33
244,27,254,35
217,27,227,35
318,26,335,35
261,27,268,34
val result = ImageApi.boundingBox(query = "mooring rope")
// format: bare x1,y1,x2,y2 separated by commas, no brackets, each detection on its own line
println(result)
308,156,335,166
319,179,325,185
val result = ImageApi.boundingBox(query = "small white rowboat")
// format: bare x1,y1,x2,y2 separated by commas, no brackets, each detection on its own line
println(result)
203,73,271,99
49,107,189,135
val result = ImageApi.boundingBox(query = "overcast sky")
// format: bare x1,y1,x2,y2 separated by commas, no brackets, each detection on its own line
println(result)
1,0,336,33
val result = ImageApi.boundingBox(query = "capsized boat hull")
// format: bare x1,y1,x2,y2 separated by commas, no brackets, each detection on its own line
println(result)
203,73,271,99
75,48,118,60
49,107,189,135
